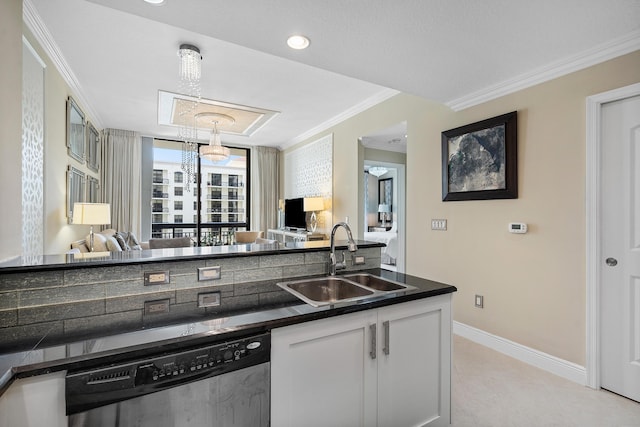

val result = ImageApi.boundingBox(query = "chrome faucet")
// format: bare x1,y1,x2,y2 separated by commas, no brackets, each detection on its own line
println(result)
329,222,358,275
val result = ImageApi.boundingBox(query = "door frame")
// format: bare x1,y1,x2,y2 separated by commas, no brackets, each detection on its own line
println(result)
586,82,640,389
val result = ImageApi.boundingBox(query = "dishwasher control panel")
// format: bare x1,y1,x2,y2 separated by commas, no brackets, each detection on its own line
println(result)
134,335,265,386
66,332,270,415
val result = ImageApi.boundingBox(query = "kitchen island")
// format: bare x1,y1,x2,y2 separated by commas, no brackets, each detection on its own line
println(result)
0,242,456,426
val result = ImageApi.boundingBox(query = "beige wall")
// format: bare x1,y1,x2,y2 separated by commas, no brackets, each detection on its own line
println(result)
0,0,23,261
284,50,640,365
25,27,100,255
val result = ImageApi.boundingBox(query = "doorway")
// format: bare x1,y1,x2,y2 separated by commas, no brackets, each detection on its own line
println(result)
360,122,407,272
586,83,640,401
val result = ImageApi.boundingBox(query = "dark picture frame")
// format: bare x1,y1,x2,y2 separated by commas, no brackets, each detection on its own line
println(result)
378,178,393,222
441,111,517,201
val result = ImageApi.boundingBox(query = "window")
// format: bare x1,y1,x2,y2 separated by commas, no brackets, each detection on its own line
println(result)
209,173,222,186
152,140,250,246
153,169,164,184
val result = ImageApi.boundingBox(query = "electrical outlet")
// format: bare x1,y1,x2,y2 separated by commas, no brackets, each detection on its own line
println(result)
475,294,484,308
198,266,221,281
144,299,170,315
431,219,447,231
144,271,170,285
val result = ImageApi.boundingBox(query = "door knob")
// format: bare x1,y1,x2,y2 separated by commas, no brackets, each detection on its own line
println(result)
606,257,618,267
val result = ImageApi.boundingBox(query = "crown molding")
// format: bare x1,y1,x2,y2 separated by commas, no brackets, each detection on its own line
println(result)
446,30,640,112
23,0,104,129
281,87,399,150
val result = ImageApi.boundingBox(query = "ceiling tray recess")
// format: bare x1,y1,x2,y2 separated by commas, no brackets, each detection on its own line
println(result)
158,90,280,137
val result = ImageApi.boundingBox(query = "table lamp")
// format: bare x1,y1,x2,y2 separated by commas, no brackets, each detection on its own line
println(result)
303,197,324,233
73,203,111,252
378,204,390,228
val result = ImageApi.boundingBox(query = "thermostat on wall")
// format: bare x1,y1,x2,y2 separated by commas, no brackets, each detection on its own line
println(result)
508,222,527,234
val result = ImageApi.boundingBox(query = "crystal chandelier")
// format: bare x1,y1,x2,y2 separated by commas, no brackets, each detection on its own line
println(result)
198,113,233,163
368,166,388,177
177,44,202,192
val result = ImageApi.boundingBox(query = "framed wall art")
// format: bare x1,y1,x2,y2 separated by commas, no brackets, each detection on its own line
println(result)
67,166,86,224
441,111,517,201
86,122,100,172
66,96,86,163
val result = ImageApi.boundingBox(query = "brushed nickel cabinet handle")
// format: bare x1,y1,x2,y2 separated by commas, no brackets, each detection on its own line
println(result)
382,321,390,356
369,324,377,359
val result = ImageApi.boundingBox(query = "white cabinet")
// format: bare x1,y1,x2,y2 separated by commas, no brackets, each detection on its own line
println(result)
0,371,67,427
271,294,452,427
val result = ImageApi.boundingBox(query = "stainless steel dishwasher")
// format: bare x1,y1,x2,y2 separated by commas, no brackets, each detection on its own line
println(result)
66,332,270,427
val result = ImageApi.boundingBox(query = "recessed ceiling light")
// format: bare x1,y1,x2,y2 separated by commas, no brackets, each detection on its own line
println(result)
287,35,310,50
144,0,166,5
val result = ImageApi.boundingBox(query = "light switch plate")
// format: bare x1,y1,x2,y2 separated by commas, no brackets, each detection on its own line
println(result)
144,271,170,285
431,219,447,231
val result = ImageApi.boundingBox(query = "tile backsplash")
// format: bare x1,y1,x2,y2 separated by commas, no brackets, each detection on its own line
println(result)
0,248,380,351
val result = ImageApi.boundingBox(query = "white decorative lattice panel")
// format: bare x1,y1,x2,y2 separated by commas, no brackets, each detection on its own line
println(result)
21,39,45,257
285,134,333,198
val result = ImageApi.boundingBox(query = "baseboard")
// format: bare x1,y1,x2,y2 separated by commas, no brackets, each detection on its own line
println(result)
453,321,587,386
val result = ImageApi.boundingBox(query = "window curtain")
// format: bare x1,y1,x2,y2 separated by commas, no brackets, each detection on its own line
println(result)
100,129,142,235
250,146,279,233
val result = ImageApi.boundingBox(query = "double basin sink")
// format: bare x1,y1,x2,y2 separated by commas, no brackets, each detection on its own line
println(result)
277,273,416,307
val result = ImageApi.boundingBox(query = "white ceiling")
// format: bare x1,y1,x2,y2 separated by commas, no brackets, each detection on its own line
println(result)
28,0,640,149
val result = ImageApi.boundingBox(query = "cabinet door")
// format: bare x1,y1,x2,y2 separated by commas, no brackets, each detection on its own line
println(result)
271,310,378,427
0,371,67,427
377,295,452,427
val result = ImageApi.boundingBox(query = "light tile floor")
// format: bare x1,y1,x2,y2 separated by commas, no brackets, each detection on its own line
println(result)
452,335,640,427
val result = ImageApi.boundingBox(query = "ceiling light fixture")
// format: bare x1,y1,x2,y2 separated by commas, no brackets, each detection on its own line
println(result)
143,0,166,5
176,43,202,191
287,35,310,50
198,113,233,163
368,166,388,177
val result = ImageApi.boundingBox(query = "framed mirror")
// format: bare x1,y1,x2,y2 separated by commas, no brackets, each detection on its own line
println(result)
87,175,99,203
86,122,100,172
67,96,85,163
67,166,86,224
378,177,393,223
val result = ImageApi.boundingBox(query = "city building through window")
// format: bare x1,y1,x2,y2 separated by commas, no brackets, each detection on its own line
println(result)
151,139,249,245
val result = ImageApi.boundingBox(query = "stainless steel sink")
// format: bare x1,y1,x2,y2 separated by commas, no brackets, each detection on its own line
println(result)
344,273,414,292
277,274,415,307
278,277,375,307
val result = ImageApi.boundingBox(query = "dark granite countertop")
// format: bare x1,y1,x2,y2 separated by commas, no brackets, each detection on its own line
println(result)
0,240,381,273
0,268,456,396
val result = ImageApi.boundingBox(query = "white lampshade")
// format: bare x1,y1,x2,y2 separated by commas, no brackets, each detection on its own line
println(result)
73,203,111,225
304,197,324,212
378,204,391,213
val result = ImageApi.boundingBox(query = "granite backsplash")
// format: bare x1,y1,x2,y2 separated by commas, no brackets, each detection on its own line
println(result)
0,248,381,352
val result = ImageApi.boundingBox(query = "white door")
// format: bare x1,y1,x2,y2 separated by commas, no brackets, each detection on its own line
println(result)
600,94,640,402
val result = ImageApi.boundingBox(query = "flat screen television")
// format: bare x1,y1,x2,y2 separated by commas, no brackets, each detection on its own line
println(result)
284,197,306,230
